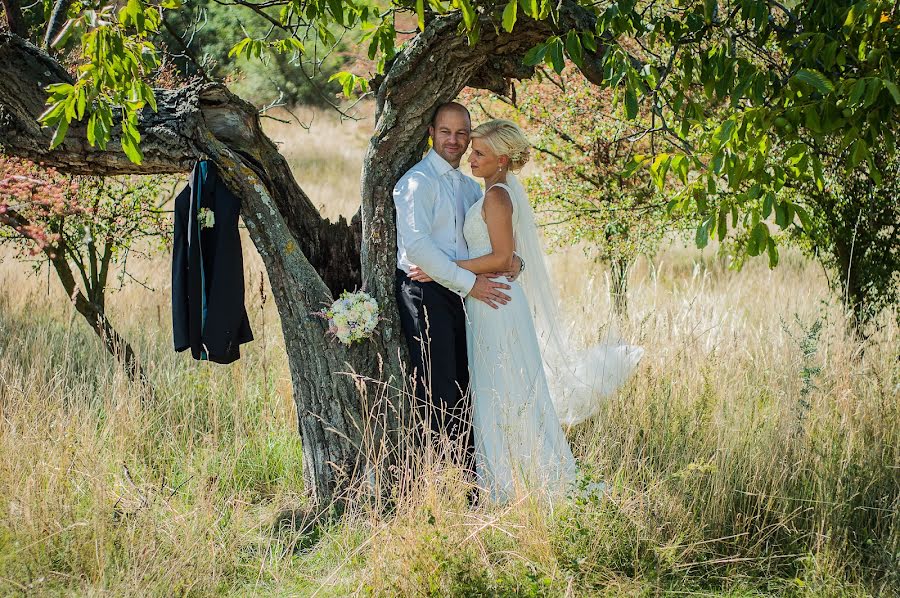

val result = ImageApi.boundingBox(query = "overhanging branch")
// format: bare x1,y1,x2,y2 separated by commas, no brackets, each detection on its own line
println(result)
0,32,360,294
0,34,199,174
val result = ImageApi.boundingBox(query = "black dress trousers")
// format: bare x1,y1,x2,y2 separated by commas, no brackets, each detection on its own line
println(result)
395,269,475,472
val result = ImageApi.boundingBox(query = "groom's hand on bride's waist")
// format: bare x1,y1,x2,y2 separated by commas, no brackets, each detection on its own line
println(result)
468,274,511,309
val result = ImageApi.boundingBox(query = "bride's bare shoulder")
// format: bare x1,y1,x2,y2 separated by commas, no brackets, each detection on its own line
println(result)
483,185,513,212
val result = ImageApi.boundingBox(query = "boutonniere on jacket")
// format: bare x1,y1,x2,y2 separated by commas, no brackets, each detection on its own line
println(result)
198,207,215,229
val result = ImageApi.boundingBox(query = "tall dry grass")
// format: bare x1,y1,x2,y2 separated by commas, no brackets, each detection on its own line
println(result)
0,107,896,596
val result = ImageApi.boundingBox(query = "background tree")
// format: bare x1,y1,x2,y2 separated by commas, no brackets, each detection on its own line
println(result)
506,0,900,327
786,142,900,328
469,66,687,319
2,0,900,509
0,156,170,390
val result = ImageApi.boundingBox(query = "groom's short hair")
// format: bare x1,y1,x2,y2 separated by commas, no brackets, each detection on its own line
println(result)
431,102,471,127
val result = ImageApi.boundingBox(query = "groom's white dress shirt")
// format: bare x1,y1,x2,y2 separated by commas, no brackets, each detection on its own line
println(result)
394,149,483,297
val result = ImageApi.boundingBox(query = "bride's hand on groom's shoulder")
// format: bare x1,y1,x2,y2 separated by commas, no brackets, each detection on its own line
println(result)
469,274,511,309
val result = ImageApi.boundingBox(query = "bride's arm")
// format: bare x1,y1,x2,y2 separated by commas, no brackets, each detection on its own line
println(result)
455,186,515,275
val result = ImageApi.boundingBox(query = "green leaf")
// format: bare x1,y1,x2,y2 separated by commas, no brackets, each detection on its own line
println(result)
75,87,86,120
703,0,716,23
774,200,788,227
523,43,548,66
501,0,517,33
883,80,900,104
622,154,648,177
762,191,773,218
49,118,69,149
863,78,882,107
327,0,343,24
228,37,252,59
844,4,858,27
415,0,425,30
869,159,882,185
811,154,824,191
713,119,735,148
458,0,476,29
766,237,779,268
38,100,66,126
581,30,597,53
717,206,728,240
547,37,565,74
804,106,821,133
142,81,157,112
121,134,143,164
849,138,868,168
748,222,769,256
87,112,99,147
849,79,866,105
330,71,353,98
792,69,834,95
650,153,670,189
45,82,74,99
565,30,583,66
624,78,638,119
695,220,710,249
121,118,143,165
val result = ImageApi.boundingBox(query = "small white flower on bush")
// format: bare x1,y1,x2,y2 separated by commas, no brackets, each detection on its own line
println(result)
198,207,215,229
316,290,380,345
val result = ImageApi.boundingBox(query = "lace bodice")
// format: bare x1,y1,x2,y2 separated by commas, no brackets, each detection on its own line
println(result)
463,183,517,260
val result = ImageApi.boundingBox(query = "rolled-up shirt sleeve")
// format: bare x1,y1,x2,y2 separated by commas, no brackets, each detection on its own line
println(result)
394,173,477,297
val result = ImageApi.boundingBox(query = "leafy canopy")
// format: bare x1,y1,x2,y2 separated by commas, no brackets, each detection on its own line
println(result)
38,1,900,269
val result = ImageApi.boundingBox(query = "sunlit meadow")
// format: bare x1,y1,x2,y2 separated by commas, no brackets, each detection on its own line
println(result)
0,107,896,596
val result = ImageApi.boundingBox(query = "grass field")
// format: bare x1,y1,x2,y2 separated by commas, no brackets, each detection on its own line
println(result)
0,107,897,596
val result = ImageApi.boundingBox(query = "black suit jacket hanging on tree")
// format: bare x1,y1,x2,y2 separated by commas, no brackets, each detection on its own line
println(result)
172,160,253,364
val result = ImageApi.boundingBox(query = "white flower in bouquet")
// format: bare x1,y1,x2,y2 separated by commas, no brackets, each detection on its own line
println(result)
315,290,381,346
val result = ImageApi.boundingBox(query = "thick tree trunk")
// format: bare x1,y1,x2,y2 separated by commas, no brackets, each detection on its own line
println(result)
42,0,72,49
610,257,629,320
0,7,609,507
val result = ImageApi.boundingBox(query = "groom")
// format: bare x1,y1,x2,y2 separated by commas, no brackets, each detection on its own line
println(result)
393,102,516,473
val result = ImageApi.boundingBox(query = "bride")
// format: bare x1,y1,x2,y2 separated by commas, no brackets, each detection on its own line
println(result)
411,119,643,503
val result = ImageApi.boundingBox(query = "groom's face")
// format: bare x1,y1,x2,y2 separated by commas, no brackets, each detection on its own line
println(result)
429,109,471,168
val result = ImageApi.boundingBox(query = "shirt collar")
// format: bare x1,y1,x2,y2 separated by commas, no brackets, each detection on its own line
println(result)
425,148,463,178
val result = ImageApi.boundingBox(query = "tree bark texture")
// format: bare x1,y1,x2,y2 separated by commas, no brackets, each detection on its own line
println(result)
610,257,629,320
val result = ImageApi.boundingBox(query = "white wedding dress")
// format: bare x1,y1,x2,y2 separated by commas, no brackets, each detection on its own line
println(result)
463,179,643,503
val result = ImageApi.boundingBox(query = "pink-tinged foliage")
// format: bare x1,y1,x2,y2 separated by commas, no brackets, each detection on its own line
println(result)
0,157,82,255
1,156,171,288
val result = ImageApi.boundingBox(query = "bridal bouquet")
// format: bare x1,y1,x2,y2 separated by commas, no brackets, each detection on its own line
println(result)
317,290,380,345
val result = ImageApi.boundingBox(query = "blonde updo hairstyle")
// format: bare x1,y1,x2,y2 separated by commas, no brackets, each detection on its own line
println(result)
471,119,531,172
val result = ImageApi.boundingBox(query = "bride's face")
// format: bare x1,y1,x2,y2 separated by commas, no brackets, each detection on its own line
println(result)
468,137,506,178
